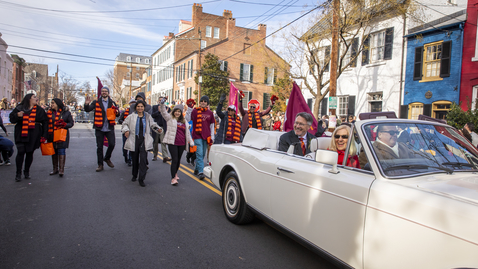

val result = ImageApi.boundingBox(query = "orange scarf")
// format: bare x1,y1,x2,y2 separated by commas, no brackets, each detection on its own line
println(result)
195,107,208,135
47,109,61,134
21,105,37,137
94,101,115,128
226,114,241,142
248,111,262,130
123,108,130,119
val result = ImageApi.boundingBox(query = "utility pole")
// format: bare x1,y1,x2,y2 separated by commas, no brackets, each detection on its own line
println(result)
329,0,340,128
197,27,202,104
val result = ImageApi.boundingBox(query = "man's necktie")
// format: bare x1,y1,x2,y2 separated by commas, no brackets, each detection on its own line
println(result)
299,137,306,156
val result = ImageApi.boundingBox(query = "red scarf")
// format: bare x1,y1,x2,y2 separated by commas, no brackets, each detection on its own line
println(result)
226,114,241,142
94,101,115,128
195,107,208,135
47,109,62,134
21,105,37,137
248,111,262,130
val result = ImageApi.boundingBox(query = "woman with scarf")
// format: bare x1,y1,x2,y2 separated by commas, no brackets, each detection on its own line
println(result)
122,100,161,187
9,94,48,182
47,98,74,177
160,100,194,185
328,125,360,168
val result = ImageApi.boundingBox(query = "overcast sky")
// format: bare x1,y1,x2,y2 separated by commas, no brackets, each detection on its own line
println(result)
0,0,321,90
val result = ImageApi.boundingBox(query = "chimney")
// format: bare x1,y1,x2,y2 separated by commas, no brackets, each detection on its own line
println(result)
169,32,174,38
192,3,203,26
258,24,267,38
226,18,236,38
223,9,233,19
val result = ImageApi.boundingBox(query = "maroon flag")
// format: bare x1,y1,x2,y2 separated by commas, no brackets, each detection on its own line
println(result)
284,82,318,134
96,76,103,99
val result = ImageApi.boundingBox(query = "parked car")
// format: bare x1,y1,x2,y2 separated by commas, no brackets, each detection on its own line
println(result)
204,117,478,268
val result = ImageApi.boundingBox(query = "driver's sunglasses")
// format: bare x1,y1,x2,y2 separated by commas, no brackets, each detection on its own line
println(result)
334,135,349,139
381,130,399,136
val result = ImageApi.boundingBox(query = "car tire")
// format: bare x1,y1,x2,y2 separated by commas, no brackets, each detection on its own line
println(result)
222,171,254,225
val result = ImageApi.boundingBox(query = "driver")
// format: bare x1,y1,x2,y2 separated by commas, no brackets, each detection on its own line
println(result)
373,124,416,160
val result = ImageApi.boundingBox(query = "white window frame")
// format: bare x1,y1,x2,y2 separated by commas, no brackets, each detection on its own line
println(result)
145,59,150,64
205,26,212,38
370,30,386,62
214,27,220,39
201,40,207,49
136,57,141,63
242,90,251,109
242,64,252,82
368,92,383,112
342,40,353,67
409,102,423,120
126,56,132,62
472,86,478,110
338,96,349,117
474,16,478,61
266,68,275,85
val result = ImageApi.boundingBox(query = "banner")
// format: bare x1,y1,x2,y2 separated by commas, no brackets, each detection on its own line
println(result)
283,82,318,134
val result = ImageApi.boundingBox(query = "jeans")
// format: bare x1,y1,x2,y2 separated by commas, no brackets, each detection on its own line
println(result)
54,148,66,155
194,139,208,173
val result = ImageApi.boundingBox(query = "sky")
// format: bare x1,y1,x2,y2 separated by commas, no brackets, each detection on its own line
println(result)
0,0,321,91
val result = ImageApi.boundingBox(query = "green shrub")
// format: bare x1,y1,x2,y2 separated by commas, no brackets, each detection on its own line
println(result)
447,102,478,131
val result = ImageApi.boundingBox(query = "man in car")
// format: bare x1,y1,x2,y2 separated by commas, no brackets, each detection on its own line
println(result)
373,124,416,160
278,112,315,156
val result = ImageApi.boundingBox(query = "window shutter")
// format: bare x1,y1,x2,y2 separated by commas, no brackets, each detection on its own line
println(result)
347,96,356,116
384,27,394,60
400,105,408,119
248,92,252,102
224,61,228,72
325,46,331,72
440,41,452,78
307,98,313,110
320,98,328,117
413,46,423,81
423,104,432,117
362,35,370,66
263,93,270,109
250,65,254,82
351,38,359,67
273,69,277,85
190,59,193,77
264,67,268,84
240,63,244,81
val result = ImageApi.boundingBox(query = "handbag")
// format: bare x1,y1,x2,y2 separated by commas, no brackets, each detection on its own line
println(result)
53,129,67,142
106,108,116,121
41,142,55,156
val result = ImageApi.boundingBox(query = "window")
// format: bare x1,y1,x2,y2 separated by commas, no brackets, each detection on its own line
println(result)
219,60,228,72
338,96,349,117
432,101,451,120
408,102,423,120
362,27,394,65
153,74,156,85
136,66,140,71
205,26,212,37
145,59,150,64
241,90,251,109
188,59,193,78
126,56,132,62
136,57,141,63
186,87,193,99
414,41,451,82
368,92,383,112
342,38,359,67
214,27,220,39
136,73,140,79
244,44,251,55
446,0,456,5
264,67,275,85
309,46,330,75
240,64,253,82
201,40,207,49
472,86,478,110
182,63,186,81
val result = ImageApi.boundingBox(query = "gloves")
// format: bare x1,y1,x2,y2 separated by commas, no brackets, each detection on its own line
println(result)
207,136,213,146
40,137,47,143
270,95,279,106
55,119,67,128
219,93,226,104
239,91,245,102
186,98,196,108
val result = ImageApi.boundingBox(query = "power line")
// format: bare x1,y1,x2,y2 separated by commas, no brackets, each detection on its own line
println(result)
7,45,116,62
3,50,113,66
229,0,307,7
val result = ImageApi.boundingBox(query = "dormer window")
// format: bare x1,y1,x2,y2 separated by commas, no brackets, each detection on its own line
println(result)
126,56,132,62
145,59,150,64
136,57,141,63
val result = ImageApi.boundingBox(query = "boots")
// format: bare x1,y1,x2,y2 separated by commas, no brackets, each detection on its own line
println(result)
50,155,59,175
59,155,66,177
15,172,21,182
24,170,31,179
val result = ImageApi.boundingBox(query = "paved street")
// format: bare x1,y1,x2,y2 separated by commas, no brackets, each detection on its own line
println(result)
0,124,336,269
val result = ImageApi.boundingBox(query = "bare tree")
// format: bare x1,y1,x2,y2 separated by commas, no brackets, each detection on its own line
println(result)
103,69,124,107
268,0,422,119
60,75,79,105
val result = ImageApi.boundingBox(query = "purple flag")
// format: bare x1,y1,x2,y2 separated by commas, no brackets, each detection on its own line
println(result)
284,82,318,134
229,82,239,113
97,77,103,99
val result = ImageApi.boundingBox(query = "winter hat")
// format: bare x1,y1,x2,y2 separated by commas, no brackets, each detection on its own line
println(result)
227,105,236,112
173,104,184,112
200,95,210,105
101,86,110,93
52,98,64,110
135,92,146,101
129,98,136,104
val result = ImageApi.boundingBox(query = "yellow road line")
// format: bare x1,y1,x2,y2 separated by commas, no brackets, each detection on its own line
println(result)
155,152,221,196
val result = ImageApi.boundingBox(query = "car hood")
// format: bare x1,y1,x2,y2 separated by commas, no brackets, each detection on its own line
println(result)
401,173,478,205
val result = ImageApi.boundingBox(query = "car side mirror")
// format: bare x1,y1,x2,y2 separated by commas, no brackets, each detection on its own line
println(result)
315,150,339,174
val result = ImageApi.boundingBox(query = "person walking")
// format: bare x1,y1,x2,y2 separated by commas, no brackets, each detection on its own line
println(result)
186,96,214,180
238,92,275,135
151,97,171,162
46,98,74,177
122,100,161,187
215,93,242,144
9,94,48,181
118,98,136,166
1,97,9,110
84,86,119,172
161,101,193,185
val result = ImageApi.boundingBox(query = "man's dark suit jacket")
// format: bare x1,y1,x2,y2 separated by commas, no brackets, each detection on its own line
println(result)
278,130,315,156
397,130,410,144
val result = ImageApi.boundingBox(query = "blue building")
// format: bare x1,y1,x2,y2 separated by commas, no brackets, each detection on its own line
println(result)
402,10,466,120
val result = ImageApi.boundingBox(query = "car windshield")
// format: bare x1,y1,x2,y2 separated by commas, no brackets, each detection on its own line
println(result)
362,122,478,177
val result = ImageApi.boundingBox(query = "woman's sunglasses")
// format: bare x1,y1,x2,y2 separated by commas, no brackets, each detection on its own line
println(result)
334,135,349,139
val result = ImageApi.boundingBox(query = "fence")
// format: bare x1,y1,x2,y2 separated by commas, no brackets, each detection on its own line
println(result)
74,111,94,123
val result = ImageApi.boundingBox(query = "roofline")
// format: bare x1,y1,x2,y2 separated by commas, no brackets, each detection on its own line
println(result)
404,21,465,38
152,38,175,56
265,45,291,68
176,27,195,37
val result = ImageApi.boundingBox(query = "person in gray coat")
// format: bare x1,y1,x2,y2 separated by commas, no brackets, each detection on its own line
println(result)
122,100,161,187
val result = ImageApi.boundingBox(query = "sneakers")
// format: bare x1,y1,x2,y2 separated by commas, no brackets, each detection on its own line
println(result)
198,173,205,180
5,160,10,166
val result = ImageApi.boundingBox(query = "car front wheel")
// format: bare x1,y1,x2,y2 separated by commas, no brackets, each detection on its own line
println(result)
222,171,254,224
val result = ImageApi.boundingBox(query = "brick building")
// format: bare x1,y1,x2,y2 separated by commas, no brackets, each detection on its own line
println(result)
172,4,289,109
0,33,13,101
114,53,151,105
11,55,27,103
23,63,49,105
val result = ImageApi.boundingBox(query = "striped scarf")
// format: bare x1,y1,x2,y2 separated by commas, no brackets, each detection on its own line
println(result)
248,111,262,130
123,108,130,119
21,105,37,137
94,101,115,128
47,109,61,134
194,107,208,135
226,114,241,142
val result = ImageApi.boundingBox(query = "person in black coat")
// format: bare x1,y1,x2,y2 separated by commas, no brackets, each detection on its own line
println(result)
46,98,74,177
151,97,171,162
84,86,120,172
215,93,242,144
278,112,315,156
9,94,48,182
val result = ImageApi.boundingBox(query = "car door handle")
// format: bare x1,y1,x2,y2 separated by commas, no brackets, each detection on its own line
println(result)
277,167,295,174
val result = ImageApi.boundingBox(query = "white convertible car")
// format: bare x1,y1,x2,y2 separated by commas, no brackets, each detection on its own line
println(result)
203,116,478,268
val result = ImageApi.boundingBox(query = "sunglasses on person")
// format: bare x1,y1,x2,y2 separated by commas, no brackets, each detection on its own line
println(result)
334,135,349,139
380,130,399,136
